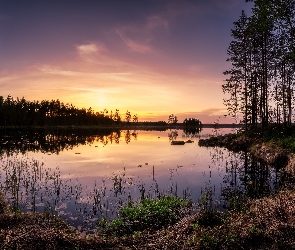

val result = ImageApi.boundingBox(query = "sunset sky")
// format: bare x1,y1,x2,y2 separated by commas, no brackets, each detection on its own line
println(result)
0,0,252,123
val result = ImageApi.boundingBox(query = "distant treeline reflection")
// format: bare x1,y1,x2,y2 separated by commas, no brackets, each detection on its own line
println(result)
0,127,202,155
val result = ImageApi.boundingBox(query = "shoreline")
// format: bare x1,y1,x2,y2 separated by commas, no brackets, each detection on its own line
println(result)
198,133,294,172
0,123,241,130
1,131,295,249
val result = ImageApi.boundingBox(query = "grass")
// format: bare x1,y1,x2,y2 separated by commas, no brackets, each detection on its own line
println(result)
2,124,295,249
1,172,295,249
142,189,295,249
100,195,191,236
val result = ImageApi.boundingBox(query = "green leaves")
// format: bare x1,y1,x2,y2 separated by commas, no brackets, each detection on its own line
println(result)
101,195,190,236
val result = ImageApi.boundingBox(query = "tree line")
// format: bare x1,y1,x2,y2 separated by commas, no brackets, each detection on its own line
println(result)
0,95,204,128
0,95,138,127
223,0,295,133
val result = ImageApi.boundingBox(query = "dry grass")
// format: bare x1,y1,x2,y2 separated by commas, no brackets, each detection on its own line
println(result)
1,187,295,249
121,189,295,249
2,133,295,249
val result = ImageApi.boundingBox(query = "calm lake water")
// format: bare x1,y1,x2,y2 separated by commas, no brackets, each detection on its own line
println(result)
0,127,287,233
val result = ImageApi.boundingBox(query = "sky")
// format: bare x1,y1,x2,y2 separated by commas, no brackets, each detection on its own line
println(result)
0,0,253,123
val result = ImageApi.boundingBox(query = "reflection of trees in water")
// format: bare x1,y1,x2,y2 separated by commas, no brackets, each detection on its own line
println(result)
222,152,274,203
122,130,138,144
1,128,201,155
168,130,178,141
124,130,131,144
182,127,202,138
205,147,295,211
0,128,125,155
0,128,203,155
168,128,202,141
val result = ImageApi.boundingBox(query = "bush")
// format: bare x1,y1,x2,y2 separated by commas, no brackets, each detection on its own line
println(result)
101,195,190,235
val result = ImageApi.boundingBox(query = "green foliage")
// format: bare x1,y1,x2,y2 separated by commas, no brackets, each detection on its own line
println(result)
106,218,125,235
132,231,142,238
192,221,200,231
260,125,295,152
199,188,214,213
248,225,262,235
224,233,239,245
228,194,244,212
101,195,190,236
199,231,220,249
193,228,241,249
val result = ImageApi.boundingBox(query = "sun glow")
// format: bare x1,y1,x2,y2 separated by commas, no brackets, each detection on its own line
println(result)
0,0,248,124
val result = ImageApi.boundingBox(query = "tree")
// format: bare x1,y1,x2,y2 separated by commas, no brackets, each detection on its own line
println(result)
168,114,178,124
224,0,295,133
133,114,138,123
0,95,115,127
113,109,121,123
183,118,202,127
125,110,131,123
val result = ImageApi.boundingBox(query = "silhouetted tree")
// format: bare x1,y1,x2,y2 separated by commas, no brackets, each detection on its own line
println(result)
133,114,138,123
113,109,121,123
0,95,115,127
224,0,295,133
168,114,178,124
125,110,131,123
183,118,202,127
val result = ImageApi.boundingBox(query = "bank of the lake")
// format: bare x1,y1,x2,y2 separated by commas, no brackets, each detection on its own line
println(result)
1,187,295,249
1,130,295,249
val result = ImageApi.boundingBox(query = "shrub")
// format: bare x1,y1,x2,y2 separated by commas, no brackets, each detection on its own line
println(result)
101,195,190,235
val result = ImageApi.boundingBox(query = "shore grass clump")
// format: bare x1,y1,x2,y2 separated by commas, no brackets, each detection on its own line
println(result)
102,195,191,236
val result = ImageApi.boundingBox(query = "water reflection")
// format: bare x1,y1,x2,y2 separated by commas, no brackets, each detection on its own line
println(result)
207,147,295,211
0,127,202,155
0,128,122,155
0,154,196,233
0,128,293,234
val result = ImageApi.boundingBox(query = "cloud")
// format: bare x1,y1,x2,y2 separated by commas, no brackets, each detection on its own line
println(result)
65,87,116,94
116,29,152,54
141,108,231,123
77,44,98,54
76,42,107,60
40,65,80,77
114,13,169,54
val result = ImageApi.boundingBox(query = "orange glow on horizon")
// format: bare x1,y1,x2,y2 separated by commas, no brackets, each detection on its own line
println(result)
0,1,253,125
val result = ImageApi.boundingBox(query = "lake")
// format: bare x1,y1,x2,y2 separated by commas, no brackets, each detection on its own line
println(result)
0,127,287,233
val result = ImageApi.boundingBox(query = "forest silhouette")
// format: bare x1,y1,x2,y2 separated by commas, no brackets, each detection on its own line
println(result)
0,95,136,127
